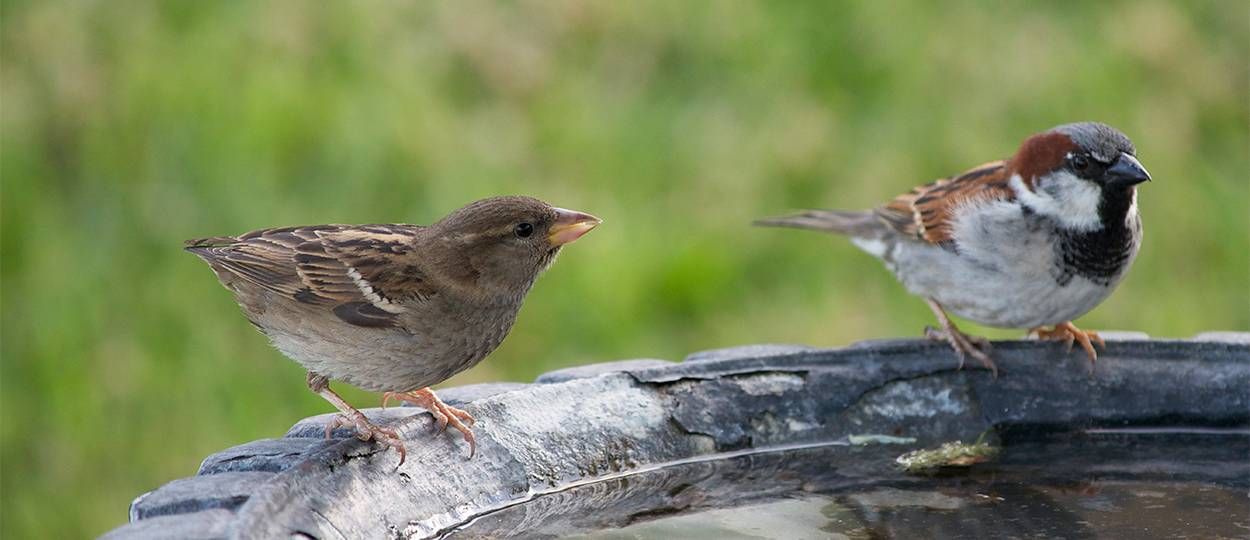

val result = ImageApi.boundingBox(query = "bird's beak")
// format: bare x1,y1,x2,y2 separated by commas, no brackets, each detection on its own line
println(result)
547,207,602,245
1105,153,1151,188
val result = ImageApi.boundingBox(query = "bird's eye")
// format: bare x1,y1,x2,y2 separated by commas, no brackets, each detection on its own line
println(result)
1071,154,1090,172
514,222,534,238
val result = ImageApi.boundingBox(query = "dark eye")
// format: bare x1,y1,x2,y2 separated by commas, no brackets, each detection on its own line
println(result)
514,222,534,238
1071,154,1090,172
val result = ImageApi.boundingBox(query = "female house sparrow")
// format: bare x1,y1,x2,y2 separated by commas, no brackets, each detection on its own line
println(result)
757,122,1150,375
187,196,600,462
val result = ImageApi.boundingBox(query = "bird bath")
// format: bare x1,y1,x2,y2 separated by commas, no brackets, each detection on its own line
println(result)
104,334,1249,539
454,433,1247,539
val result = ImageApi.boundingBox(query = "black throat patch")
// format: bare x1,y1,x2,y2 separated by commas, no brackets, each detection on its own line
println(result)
1051,187,1140,286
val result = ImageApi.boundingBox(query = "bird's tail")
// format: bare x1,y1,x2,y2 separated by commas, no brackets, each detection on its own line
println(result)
753,209,883,237
182,236,242,276
184,236,239,250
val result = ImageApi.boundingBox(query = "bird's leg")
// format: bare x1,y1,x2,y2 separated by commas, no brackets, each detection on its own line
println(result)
307,372,407,466
1030,321,1104,364
381,387,477,458
923,299,998,377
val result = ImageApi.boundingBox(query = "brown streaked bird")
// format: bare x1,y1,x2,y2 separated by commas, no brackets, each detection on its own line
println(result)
187,196,601,463
757,122,1150,375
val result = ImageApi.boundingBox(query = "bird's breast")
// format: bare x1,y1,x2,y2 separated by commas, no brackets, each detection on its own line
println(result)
890,203,1136,328
1052,212,1141,287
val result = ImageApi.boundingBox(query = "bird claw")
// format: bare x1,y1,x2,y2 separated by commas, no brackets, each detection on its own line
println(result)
923,299,998,377
381,388,477,458
1031,322,1103,364
965,334,992,350
925,325,997,378
324,412,407,466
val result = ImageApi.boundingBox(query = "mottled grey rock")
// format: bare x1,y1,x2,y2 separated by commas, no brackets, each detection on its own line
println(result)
1192,332,1250,344
969,339,1250,434
1091,330,1151,340
104,338,1250,539
838,374,987,445
282,383,532,441
535,359,675,383
228,373,697,539
683,343,816,363
430,382,531,405
284,406,421,439
102,509,234,540
846,337,935,350
129,472,274,521
199,438,334,475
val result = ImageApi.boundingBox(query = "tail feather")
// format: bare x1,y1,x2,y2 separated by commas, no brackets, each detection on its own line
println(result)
184,236,240,250
753,209,883,237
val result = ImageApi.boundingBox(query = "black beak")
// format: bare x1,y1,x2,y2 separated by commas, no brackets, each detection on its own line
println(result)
1105,153,1151,188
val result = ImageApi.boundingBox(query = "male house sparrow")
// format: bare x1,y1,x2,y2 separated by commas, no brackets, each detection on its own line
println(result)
757,122,1150,375
187,196,600,462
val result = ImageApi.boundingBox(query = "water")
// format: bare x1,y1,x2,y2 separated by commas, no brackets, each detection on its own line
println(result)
443,429,1249,539
569,482,1245,539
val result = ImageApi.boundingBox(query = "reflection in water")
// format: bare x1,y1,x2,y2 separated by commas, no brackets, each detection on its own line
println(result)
562,483,1244,540
446,432,1249,539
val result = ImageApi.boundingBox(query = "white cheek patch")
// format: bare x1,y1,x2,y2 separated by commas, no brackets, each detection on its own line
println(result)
1126,189,1139,226
1009,172,1102,231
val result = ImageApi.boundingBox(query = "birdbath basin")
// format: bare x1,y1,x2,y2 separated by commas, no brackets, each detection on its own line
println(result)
104,334,1249,539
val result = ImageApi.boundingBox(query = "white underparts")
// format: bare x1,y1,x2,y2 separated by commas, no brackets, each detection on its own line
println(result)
851,237,889,259
347,266,407,313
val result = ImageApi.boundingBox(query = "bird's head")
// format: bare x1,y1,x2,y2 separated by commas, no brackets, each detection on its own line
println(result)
434,196,601,300
1008,122,1151,231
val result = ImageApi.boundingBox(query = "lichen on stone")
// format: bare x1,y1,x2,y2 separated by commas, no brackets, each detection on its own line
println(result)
895,436,999,473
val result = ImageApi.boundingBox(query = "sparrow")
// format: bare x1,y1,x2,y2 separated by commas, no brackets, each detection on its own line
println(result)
186,196,601,463
757,122,1151,375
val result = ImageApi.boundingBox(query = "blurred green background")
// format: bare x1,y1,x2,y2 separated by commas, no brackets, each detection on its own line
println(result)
2,0,1247,536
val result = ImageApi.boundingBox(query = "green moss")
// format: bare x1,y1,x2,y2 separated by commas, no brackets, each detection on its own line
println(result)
896,437,1001,474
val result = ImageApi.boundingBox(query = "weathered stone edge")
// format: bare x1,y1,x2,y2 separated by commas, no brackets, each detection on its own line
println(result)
101,333,1250,539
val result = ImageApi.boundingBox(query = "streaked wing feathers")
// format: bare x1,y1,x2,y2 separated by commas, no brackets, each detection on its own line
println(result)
874,161,1014,247
306,227,434,310
186,224,431,327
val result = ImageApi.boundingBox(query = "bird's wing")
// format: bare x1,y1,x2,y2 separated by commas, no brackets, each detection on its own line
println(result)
874,160,1015,248
186,224,435,327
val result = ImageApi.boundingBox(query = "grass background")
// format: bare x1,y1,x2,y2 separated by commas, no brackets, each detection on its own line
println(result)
2,1,1246,536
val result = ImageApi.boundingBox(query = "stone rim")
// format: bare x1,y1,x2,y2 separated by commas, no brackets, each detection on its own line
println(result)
104,335,1250,539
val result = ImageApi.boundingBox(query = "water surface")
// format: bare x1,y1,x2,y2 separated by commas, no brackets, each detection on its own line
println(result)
446,429,1249,539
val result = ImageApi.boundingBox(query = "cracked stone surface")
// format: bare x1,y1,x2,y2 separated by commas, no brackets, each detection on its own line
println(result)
101,510,235,540
129,472,274,521
198,439,336,475
103,335,1250,539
